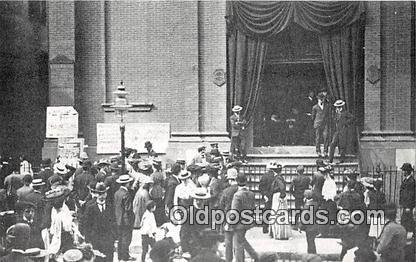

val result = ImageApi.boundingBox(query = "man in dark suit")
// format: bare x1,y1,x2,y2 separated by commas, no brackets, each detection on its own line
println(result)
303,89,316,145
114,174,135,261
164,163,181,211
73,160,96,202
231,173,259,262
311,160,326,203
85,182,116,262
259,162,280,234
229,105,247,162
328,100,354,163
290,165,311,226
37,159,53,186
311,93,329,157
399,163,415,232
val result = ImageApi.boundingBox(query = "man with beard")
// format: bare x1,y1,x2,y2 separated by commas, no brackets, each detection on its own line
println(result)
84,182,116,262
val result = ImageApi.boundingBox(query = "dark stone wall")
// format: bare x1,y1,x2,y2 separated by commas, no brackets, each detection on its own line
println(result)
0,1,48,164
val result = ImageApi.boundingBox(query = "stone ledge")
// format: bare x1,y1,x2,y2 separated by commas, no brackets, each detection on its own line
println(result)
101,102,154,112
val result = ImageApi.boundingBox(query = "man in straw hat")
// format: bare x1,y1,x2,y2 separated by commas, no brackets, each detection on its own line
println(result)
229,105,248,163
114,174,135,261
399,162,415,233
1,223,32,262
328,99,353,164
84,182,115,262
180,187,212,258
231,173,259,262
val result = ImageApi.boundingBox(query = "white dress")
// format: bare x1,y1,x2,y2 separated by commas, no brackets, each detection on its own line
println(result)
270,192,291,240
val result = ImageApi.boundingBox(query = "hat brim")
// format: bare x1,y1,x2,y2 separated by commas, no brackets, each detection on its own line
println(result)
44,188,71,201
116,177,133,184
178,174,191,180
334,101,346,107
32,182,46,187
192,193,211,200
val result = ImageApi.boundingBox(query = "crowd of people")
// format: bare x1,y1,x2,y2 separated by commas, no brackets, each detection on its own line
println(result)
0,140,414,262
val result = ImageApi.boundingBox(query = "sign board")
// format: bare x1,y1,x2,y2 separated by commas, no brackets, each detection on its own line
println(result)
46,106,78,138
396,149,415,169
57,139,82,167
97,123,170,154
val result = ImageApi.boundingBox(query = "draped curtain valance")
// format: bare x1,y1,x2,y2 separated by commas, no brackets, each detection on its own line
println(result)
227,1,365,38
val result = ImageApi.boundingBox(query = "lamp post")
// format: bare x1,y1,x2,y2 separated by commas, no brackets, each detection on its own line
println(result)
112,81,132,173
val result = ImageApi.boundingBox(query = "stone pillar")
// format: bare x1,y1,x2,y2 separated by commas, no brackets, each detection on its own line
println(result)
48,1,75,106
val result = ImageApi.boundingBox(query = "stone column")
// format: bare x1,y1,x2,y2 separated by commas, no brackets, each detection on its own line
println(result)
48,1,75,106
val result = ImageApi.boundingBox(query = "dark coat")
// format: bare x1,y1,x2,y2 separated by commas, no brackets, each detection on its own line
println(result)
231,187,255,230
84,201,116,255
333,110,354,147
37,168,54,185
104,174,120,206
73,171,96,201
376,221,407,262
164,176,180,209
114,187,134,227
259,171,274,199
230,114,244,137
311,171,325,198
290,175,311,199
218,185,238,215
271,175,286,198
311,103,329,129
190,249,225,262
399,175,415,208
0,252,33,262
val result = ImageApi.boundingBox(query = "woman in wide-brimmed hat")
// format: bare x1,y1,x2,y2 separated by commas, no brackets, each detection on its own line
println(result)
173,171,197,208
43,186,79,258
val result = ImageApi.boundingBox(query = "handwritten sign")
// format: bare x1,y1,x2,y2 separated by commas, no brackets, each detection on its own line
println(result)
97,123,170,154
57,140,82,167
46,106,78,138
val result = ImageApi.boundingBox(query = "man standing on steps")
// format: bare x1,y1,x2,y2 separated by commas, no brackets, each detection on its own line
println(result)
311,93,329,157
328,100,353,164
229,105,247,163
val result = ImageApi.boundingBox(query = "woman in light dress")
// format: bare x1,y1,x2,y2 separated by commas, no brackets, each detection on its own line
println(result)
270,170,291,240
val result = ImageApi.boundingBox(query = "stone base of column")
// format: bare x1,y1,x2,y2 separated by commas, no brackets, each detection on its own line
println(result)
360,131,416,168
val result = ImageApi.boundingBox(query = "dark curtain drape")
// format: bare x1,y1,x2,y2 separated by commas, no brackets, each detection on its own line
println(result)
228,30,268,125
227,1,365,151
320,20,365,153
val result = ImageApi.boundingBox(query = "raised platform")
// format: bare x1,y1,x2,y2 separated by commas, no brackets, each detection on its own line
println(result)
247,146,357,165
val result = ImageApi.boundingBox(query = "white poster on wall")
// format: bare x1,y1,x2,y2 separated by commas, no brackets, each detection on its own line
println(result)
46,106,78,138
97,123,170,154
396,149,415,169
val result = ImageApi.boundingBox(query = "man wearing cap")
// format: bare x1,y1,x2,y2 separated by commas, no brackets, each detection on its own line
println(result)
328,100,353,163
399,163,415,232
190,146,208,167
84,182,116,262
218,168,238,262
23,179,45,238
114,174,135,261
103,162,121,207
95,159,111,183
15,201,43,249
145,141,158,159
229,105,247,162
231,173,259,262
311,93,330,157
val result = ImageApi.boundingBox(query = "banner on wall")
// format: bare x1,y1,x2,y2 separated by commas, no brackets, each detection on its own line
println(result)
96,123,170,154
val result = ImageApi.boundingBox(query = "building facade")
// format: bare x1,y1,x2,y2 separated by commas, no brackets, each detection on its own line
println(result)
0,1,415,167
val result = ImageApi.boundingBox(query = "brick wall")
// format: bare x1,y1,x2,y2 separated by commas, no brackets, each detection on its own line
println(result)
198,1,227,133
380,1,412,132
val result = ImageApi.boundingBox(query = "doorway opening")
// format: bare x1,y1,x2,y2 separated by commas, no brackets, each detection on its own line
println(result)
253,24,328,147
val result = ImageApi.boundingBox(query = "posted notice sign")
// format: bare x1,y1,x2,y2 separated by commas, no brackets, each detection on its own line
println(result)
97,123,170,154
46,106,78,138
